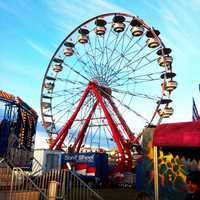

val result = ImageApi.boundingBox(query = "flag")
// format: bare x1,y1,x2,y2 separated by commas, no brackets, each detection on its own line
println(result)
192,98,200,121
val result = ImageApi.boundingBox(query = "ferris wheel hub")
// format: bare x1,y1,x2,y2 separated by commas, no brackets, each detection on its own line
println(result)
89,82,112,97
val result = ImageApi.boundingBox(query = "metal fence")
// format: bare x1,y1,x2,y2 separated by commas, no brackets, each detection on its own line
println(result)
9,167,104,200
10,167,48,200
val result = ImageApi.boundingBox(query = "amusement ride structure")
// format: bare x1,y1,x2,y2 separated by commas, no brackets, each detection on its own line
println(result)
0,90,38,167
40,13,177,173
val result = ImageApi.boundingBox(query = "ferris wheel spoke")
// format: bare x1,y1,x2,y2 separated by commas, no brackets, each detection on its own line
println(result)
85,41,97,69
104,25,131,79
86,54,101,79
132,57,157,73
104,33,120,73
94,34,102,76
63,62,90,82
52,92,86,119
123,34,145,55
51,90,83,98
109,55,157,85
52,101,81,119
98,86,149,122
104,52,124,75
121,47,159,71
111,71,163,88
52,98,82,114
73,49,95,78
105,47,148,84
105,101,128,140
131,71,164,79
56,78,87,86
103,37,143,82
106,57,126,83
124,48,142,58
111,94,149,123
102,27,119,77
83,46,101,79
104,22,113,59
53,100,80,125
96,34,104,54
98,35,107,76
73,48,97,78
112,88,160,101
52,86,84,96
133,78,161,84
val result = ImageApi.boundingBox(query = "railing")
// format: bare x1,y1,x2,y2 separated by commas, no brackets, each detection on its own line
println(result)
9,167,48,200
6,166,104,200
33,168,104,200
1,133,104,199
0,160,46,199
0,159,12,191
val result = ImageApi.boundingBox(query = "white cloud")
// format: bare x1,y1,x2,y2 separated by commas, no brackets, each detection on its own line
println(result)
157,0,200,56
44,0,131,34
25,39,51,58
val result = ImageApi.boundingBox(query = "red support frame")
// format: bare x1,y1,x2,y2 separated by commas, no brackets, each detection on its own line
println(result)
49,85,90,150
89,83,126,166
106,96,136,171
107,96,138,143
72,101,98,152
50,82,136,172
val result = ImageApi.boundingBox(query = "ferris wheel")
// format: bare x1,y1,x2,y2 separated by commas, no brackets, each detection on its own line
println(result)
40,13,176,169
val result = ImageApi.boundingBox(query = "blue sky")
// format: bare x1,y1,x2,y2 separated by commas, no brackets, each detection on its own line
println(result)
1,0,200,146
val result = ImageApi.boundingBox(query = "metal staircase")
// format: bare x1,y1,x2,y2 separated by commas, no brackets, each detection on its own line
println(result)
0,159,104,200
0,135,104,200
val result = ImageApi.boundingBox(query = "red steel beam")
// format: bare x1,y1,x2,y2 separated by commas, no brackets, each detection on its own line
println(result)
107,96,135,171
72,101,98,152
107,96,138,143
49,85,91,150
89,82,125,163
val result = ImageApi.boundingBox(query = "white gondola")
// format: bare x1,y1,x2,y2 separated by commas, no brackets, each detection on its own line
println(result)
78,34,88,44
95,26,106,35
157,55,173,67
147,37,160,48
78,28,89,44
42,102,51,109
44,83,54,91
113,22,125,32
112,15,125,33
131,26,144,37
146,29,160,48
95,18,107,35
158,107,173,118
53,64,63,72
64,47,74,56
162,80,177,92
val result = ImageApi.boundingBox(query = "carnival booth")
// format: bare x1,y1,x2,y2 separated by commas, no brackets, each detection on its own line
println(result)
152,121,200,200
